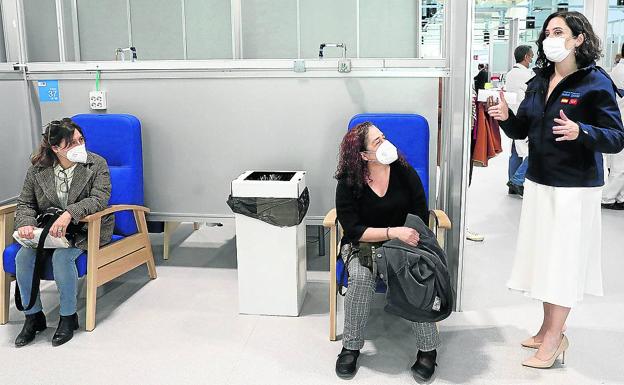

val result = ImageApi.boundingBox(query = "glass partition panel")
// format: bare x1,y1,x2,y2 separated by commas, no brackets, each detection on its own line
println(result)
23,0,60,62
241,0,298,59
129,0,185,60
185,0,233,59
77,0,129,61
299,0,356,59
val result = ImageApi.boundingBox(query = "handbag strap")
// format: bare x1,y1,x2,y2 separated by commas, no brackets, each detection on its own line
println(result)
14,212,60,312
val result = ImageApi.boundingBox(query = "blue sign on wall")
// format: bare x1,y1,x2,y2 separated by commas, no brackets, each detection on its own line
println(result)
38,80,60,102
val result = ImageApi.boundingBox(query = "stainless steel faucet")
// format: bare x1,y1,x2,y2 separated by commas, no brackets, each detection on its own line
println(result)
319,43,351,73
115,47,137,62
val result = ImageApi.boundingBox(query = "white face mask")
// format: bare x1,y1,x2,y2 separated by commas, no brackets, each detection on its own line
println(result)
370,140,398,165
543,37,573,63
64,144,88,164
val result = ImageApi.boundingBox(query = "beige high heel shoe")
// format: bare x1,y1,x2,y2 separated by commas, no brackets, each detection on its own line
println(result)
522,335,569,369
521,325,567,349
521,337,541,349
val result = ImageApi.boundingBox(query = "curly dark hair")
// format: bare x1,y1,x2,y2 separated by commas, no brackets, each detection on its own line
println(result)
334,121,408,197
535,11,602,71
32,118,84,167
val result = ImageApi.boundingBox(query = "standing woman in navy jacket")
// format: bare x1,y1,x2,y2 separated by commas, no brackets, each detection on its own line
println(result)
489,11,624,369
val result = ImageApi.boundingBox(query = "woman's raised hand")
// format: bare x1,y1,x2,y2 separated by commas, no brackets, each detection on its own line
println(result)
487,91,510,122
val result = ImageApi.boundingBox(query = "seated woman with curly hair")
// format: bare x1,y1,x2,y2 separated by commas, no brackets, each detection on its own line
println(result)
333,122,440,381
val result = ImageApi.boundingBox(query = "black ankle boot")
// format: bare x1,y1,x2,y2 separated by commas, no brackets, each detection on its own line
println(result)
52,313,79,347
15,311,47,347
411,349,437,382
335,347,360,379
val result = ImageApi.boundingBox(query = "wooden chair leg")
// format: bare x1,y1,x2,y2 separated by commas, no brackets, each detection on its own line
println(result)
1,209,15,325
85,220,100,332
85,269,97,331
136,211,157,280
0,272,10,325
146,254,157,280
329,275,337,341
163,221,180,261
329,226,338,341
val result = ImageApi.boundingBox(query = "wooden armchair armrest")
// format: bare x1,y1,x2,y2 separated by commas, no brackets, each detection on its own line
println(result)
0,204,17,215
323,208,337,229
429,209,451,230
81,205,150,223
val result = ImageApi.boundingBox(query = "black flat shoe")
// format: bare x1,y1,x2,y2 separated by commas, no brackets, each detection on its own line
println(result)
411,349,437,382
15,311,47,347
52,313,79,347
335,347,360,379
601,202,624,210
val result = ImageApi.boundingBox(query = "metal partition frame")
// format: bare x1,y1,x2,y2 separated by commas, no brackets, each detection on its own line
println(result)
438,0,474,311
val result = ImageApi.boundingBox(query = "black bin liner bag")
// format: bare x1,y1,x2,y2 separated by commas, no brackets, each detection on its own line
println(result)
227,187,310,227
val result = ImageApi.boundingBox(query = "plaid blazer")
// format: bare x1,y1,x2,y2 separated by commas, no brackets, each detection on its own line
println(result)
15,152,114,250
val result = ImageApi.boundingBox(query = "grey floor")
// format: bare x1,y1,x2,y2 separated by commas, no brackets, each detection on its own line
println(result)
2,142,624,385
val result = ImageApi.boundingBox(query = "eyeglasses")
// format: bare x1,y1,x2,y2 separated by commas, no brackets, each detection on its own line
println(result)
56,168,71,193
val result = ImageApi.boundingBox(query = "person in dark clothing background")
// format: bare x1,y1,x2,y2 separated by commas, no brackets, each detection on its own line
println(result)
474,63,489,91
333,122,440,382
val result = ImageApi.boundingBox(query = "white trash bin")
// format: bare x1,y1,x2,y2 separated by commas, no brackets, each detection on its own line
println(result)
230,171,307,316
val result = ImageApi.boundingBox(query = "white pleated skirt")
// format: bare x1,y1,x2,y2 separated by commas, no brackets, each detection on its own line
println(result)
506,179,604,308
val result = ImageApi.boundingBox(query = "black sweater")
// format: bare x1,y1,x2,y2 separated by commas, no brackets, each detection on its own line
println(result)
335,162,429,244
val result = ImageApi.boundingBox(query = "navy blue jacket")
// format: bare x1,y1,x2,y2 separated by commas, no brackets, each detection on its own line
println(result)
500,63,624,187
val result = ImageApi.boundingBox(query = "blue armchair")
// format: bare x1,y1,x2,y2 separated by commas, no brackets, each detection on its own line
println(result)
323,113,451,341
0,114,157,331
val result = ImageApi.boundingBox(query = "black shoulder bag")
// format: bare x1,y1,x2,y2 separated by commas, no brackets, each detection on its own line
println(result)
15,208,83,311
337,242,380,296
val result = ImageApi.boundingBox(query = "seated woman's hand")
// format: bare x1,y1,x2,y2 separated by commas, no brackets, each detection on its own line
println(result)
17,226,35,240
391,227,420,247
50,212,73,238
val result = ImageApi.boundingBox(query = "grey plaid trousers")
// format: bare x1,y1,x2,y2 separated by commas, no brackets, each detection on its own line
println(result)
342,256,441,351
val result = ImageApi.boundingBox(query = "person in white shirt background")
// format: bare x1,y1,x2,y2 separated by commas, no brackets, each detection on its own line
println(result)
602,44,624,210
503,45,535,197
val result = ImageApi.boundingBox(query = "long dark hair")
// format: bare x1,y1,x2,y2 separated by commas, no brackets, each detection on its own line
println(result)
535,11,602,71
32,118,84,167
334,121,408,197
